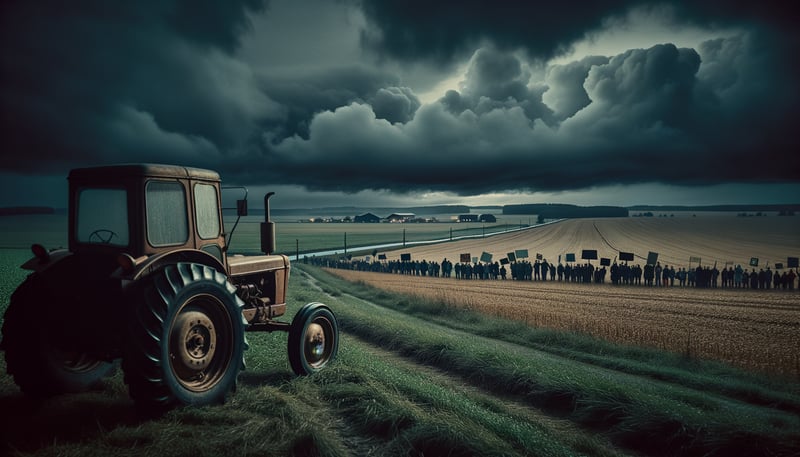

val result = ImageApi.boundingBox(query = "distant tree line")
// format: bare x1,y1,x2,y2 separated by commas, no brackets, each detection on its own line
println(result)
627,204,800,212
503,204,628,218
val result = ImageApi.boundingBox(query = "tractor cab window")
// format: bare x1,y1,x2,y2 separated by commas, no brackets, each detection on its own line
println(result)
77,188,130,245
146,180,189,246
194,183,220,240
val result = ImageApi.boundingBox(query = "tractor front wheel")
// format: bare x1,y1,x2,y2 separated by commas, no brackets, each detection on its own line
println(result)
288,303,339,375
123,263,246,412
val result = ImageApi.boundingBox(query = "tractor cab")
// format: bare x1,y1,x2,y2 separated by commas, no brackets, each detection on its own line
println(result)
68,164,227,264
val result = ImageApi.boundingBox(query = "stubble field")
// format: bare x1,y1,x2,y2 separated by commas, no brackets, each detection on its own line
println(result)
326,269,800,376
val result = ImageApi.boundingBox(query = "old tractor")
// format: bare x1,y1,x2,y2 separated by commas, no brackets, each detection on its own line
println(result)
0,164,339,411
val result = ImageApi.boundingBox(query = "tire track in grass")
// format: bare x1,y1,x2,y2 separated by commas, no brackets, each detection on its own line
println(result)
297,267,800,457
299,270,629,457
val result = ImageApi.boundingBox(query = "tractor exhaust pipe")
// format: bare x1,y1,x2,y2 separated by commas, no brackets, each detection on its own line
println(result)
261,192,276,255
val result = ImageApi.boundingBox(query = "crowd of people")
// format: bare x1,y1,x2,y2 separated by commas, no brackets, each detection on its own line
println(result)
305,255,799,290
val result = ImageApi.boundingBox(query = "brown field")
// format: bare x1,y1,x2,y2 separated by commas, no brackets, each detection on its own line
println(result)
325,216,800,377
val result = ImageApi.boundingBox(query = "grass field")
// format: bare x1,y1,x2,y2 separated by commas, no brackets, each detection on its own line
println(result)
1,215,800,455
2,261,800,456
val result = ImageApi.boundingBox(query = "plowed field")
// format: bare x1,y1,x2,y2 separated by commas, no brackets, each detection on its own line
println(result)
376,216,799,269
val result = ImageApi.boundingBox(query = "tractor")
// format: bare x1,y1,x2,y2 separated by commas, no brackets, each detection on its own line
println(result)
0,164,339,412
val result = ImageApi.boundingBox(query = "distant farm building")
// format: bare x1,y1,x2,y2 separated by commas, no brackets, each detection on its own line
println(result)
354,213,380,223
386,213,415,223
478,214,496,223
457,214,479,222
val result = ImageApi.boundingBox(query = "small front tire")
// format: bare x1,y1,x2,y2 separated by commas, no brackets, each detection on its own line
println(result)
288,303,339,375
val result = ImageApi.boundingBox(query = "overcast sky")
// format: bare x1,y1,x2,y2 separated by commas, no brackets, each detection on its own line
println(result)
1,0,799,209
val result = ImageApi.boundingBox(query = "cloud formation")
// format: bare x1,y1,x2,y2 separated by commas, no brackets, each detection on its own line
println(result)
266,36,798,194
1,0,798,203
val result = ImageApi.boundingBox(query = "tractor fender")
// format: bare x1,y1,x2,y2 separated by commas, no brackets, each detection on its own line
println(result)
127,248,226,283
20,248,72,273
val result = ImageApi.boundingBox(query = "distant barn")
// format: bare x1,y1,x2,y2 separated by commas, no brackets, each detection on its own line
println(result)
354,212,380,223
386,213,415,223
478,214,496,223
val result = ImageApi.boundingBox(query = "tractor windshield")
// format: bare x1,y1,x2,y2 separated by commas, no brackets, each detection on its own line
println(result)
76,188,130,246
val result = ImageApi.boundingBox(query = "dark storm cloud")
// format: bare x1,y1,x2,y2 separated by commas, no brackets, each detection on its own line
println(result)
543,56,611,121
1,0,798,202
442,47,554,125
357,0,635,65
369,87,421,124
257,66,417,139
358,0,799,65
1,0,272,173
267,38,799,194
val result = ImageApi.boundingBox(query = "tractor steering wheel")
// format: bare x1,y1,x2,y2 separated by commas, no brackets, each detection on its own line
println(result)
88,229,118,244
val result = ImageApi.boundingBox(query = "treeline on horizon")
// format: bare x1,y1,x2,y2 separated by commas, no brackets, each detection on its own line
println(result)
626,204,800,212
503,203,629,218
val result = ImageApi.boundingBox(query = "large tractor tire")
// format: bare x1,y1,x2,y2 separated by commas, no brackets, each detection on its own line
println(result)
123,263,247,412
1,275,115,397
288,303,339,375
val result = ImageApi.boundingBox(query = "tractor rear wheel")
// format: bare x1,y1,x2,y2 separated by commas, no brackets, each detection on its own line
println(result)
288,303,339,375
1,275,114,397
123,263,246,412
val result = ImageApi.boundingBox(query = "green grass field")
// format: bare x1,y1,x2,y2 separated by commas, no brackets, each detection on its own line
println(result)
2,213,800,456
2,248,800,456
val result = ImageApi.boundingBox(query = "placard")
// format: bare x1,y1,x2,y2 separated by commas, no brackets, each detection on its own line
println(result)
507,252,516,262
500,258,509,265
515,249,529,259
581,249,598,260
565,253,575,262
460,253,471,263
646,251,659,265
600,258,611,266
788,257,799,268
401,253,411,261
619,251,634,261
749,257,759,267
480,252,493,263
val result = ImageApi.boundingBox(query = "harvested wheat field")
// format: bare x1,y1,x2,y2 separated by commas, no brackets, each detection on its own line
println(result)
325,216,800,377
